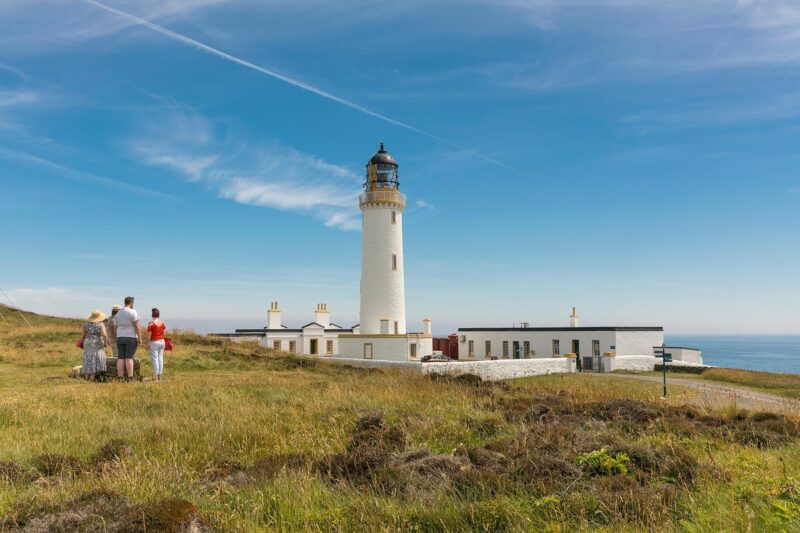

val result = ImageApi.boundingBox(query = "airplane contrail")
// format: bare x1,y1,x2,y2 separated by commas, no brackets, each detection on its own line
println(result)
82,0,517,171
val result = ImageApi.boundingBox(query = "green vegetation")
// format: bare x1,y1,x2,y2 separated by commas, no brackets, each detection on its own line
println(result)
575,447,630,476
699,368,800,400
1,303,800,531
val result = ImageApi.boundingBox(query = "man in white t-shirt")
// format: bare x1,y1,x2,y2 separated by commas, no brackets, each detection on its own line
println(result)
113,296,142,381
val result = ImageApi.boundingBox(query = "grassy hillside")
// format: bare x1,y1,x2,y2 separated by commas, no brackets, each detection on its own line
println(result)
1,306,799,531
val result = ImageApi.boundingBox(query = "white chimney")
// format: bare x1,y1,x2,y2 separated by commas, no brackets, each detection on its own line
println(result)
422,318,432,335
569,307,579,328
267,301,282,329
315,303,330,328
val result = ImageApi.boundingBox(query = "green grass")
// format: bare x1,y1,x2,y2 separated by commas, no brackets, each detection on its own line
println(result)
1,303,800,531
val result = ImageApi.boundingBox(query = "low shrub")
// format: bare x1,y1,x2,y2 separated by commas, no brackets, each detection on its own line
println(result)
575,448,630,476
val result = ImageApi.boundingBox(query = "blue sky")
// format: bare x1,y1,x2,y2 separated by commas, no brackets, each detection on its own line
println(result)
1,0,798,334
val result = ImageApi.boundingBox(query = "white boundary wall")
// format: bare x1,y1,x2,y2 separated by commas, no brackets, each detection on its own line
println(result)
607,355,657,372
420,358,576,381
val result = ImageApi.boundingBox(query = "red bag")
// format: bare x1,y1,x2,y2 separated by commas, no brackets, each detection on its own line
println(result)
76,331,86,349
164,338,173,351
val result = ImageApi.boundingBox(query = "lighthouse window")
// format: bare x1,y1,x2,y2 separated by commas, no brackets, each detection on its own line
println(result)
394,321,399,334
380,320,389,334
392,254,397,270
391,211,396,224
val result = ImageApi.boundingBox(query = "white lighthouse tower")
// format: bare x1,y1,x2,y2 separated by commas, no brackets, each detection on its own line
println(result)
338,144,432,361
359,143,406,335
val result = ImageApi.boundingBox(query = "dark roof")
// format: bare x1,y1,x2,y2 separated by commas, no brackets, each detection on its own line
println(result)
458,327,664,332
328,323,343,329
664,346,700,351
367,143,397,166
302,322,325,329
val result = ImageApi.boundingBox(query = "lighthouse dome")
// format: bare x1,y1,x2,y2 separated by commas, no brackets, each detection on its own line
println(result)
367,143,397,166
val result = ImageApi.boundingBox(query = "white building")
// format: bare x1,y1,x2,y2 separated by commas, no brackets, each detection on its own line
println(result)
457,308,667,370
218,302,355,356
338,144,433,361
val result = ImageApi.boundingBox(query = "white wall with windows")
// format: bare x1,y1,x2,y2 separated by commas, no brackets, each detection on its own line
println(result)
457,328,664,361
338,334,433,362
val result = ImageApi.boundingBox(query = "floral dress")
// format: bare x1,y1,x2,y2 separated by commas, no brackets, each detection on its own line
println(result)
82,322,107,375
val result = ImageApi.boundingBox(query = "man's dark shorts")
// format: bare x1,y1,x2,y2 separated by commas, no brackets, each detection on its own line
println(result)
117,337,138,359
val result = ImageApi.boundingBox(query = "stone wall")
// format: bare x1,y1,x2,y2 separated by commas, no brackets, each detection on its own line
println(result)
420,357,575,381
608,355,657,372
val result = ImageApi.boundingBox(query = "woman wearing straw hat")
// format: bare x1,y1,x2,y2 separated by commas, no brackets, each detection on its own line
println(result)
82,309,110,381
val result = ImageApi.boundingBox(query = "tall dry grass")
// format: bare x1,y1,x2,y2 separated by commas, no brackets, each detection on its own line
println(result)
1,305,799,531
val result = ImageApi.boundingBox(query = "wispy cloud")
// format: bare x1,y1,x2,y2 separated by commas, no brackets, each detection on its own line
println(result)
80,0,514,172
414,199,435,209
0,147,177,200
131,106,362,230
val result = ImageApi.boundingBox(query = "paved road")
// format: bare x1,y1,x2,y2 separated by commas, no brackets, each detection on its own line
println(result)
587,372,800,412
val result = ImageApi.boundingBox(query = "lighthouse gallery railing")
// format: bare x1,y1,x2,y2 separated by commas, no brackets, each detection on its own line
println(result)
359,190,406,208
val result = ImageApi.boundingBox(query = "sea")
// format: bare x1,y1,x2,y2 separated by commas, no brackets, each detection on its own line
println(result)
665,335,800,375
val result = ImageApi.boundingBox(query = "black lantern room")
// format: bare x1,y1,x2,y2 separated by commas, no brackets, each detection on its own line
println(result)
365,143,399,190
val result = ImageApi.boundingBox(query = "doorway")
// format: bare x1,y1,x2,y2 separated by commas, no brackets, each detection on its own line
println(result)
512,341,521,360
571,339,580,356
364,343,373,359
310,339,318,355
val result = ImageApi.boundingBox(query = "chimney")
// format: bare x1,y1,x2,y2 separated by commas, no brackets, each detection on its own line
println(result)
267,301,282,329
569,307,579,328
315,303,330,328
422,318,432,335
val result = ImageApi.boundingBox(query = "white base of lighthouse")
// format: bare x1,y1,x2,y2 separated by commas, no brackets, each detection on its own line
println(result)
338,333,433,362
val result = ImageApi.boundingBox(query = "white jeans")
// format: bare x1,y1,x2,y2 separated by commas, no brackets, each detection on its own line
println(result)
149,340,165,376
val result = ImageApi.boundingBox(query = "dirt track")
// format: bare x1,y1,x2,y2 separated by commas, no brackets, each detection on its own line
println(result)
589,372,800,412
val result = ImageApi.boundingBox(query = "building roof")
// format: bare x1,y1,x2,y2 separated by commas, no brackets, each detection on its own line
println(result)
367,143,397,166
458,327,664,332
301,322,326,329
664,346,700,351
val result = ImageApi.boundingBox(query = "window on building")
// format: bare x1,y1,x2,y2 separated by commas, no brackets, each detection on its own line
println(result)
392,254,398,270
326,340,334,354
273,340,281,351
552,339,560,356
485,340,492,357
289,340,296,353
524,341,531,358
410,343,417,358
391,211,397,224
394,321,399,334
364,343,373,359
468,340,475,357
592,340,600,357
502,341,509,358
380,319,389,334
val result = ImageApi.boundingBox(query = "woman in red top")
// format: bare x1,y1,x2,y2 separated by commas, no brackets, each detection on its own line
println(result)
147,308,167,381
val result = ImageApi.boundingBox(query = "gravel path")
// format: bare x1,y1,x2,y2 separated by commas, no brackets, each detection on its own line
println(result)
587,372,800,412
